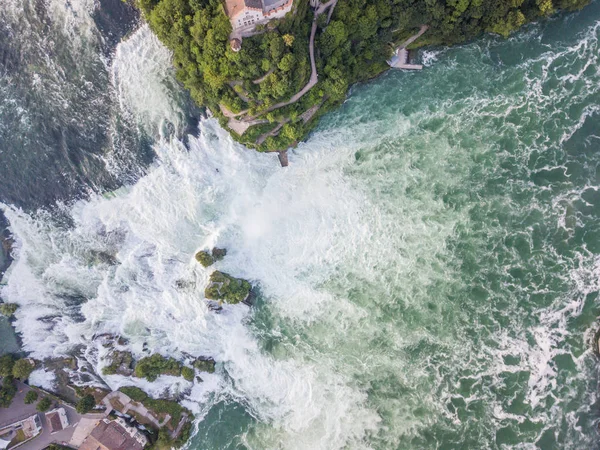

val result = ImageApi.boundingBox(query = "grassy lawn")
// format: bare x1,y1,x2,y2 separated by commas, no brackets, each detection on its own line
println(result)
8,428,27,448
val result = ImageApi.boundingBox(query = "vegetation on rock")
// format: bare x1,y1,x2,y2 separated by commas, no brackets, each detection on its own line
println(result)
119,386,191,432
102,350,135,376
193,357,216,373
195,247,227,267
134,354,182,381
24,390,38,404
0,303,18,317
204,271,251,304
137,0,590,152
181,366,195,381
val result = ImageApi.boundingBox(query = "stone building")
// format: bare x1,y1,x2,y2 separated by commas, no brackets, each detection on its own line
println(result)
79,418,148,450
225,0,294,31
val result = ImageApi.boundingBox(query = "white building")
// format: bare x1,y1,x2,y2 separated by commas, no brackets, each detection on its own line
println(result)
225,0,294,32
46,408,69,434
115,417,149,448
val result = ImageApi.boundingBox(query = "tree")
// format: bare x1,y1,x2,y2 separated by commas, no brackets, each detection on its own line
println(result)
278,53,296,72
76,394,96,414
282,34,295,46
181,366,195,382
0,376,17,408
12,359,34,380
37,396,52,412
0,354,15,377
24,390,38,404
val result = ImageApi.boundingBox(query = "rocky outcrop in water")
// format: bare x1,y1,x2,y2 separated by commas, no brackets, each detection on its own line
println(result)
193,357,216,374
102,350,135,376
204,271,251,304
0,303,18,317
195,247,227,267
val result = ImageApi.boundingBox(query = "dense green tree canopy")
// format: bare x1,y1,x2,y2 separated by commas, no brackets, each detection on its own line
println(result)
138,0,589,150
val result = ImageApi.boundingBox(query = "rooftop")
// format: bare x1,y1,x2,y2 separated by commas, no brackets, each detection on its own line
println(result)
225,0,262,18
79,419,145,450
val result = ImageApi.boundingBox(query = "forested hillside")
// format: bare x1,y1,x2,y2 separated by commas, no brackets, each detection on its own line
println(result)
137,0,590,151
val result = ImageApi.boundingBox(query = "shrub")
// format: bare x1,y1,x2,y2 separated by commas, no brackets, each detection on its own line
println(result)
194,251,214,267
181,366,194,382
76,394,96,414
0,354,15,377
119,386,148,402
12,359,34,380
134,354,182,382
37,396,52,412
204,271,251,304
24,390,38,404
0,303,18,317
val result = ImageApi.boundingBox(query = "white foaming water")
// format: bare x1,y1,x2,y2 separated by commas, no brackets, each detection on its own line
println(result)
29,368,58,391
111,25,186,137
0,119,387,449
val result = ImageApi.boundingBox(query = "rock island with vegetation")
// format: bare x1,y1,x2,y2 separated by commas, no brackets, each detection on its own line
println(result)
136,0,589,152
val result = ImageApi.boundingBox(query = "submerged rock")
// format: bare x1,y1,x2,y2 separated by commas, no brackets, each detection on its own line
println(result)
204,271,251,304
193,357,215,374
195,247,228,267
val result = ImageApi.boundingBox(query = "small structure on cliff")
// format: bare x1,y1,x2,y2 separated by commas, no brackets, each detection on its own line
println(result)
230,38,242,52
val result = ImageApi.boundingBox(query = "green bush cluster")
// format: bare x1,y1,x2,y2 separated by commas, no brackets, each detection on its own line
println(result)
134,354,182,381
37,396,52,412
193,357,215,373
195,247,228,267
119,386,191,429
24,390,38,404
0,303,18,317
181,366,195,381
204,271,251,304
76,394,96,414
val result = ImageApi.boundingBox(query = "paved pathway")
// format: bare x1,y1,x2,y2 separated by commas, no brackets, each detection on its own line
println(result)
252,68,274,84
244,0,337,121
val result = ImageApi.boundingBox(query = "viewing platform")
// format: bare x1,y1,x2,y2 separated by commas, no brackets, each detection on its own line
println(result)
388,48,423,70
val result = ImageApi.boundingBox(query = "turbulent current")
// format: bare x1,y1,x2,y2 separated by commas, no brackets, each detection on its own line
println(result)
2,0,600,449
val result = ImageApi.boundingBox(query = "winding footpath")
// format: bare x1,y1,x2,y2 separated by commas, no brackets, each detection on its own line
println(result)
245,0,337,121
